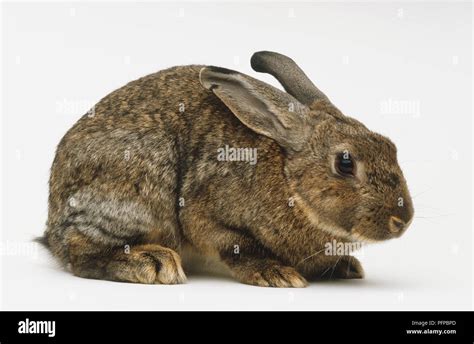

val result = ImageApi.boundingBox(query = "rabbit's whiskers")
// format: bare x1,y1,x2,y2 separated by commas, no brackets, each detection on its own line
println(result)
329,255,343,279
412,189,431,199
296,247,327,266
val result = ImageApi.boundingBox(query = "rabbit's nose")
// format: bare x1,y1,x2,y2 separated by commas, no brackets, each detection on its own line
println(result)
389,216,406,234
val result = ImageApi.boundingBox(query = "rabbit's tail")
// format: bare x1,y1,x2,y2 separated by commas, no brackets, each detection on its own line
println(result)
33,235,49,249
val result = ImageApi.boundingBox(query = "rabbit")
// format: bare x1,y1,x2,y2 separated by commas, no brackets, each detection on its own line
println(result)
39,51,414,287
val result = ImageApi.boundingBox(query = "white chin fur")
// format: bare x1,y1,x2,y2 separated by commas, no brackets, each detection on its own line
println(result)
348,231,378,244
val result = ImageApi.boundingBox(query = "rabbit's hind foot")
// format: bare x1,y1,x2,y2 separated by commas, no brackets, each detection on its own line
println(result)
67,236,187,284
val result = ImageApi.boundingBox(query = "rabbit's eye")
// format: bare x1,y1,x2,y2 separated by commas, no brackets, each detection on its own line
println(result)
335,153,355,177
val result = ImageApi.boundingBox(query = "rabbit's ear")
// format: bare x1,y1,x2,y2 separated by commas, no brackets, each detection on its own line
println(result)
200,66,312,152
251,51,330,106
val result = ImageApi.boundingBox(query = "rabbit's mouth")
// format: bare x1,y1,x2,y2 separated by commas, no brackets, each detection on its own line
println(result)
349,216,413,242
349,230,381,244
320,224,379,244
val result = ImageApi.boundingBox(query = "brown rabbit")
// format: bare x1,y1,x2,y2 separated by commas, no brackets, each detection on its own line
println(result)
40,51,414,287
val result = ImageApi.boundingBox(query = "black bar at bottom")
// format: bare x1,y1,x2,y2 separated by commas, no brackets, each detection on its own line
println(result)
0,311,472,343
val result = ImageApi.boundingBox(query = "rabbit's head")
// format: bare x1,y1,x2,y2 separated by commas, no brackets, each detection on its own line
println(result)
200,51,414,243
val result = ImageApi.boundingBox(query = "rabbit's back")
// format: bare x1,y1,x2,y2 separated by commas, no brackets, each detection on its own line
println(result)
45,65,227,263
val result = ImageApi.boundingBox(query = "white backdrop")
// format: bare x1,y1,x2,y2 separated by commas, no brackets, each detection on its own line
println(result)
1,1,472,310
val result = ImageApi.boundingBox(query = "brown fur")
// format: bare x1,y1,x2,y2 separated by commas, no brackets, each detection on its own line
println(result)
41,54,413,287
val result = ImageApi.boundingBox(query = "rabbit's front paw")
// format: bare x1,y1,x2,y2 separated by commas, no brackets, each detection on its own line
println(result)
330,256,365,279
237,263,308,288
